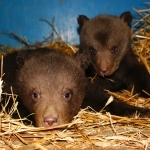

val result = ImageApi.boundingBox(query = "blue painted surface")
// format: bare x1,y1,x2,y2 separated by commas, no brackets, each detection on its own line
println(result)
0,0,147,46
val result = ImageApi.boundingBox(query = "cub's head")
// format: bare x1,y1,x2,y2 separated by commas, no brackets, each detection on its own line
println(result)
16,49,87,127
78,12,132,76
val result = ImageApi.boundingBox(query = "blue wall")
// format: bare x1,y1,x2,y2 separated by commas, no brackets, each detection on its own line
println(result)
0,0,147,46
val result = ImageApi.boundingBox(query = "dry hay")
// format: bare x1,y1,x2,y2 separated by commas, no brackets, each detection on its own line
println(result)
0,6,150,150
1,97,150,150
132,6,150,74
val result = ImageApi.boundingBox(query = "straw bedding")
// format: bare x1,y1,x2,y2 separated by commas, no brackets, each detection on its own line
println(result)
0,6,150,150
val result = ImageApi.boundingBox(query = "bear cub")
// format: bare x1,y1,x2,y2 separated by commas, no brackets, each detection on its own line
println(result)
2,48,87,127
76,12,150,117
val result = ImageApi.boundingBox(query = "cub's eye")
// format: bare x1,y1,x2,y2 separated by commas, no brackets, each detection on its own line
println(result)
90,47,97,54
110,46,117,53
32,92,40,101
63,92,72,101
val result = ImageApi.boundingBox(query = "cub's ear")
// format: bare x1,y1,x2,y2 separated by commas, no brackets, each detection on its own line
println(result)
77,15,89,28
16,50,29,69
74,52,90,71
120,11,133,27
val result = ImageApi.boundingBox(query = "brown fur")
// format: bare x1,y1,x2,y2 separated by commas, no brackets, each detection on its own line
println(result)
2,48,87,127
76,12,150,117
78,13,131,76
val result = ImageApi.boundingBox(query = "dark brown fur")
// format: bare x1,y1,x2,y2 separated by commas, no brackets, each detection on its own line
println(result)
2,48,87,127
76,12,150,117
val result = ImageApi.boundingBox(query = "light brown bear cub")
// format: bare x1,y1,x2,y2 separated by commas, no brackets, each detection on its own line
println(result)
2,48,87,127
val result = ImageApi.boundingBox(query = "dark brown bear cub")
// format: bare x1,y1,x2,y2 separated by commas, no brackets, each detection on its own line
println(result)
2,48,87,127
76,12,150,117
